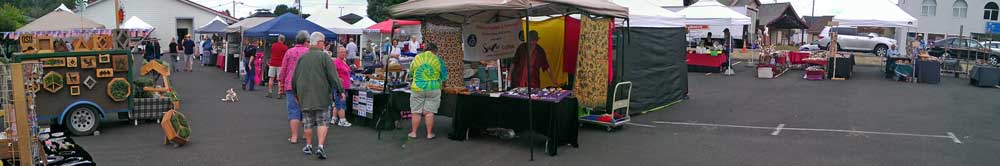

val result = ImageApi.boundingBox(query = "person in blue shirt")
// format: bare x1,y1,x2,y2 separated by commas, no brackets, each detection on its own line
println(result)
201,36,213,66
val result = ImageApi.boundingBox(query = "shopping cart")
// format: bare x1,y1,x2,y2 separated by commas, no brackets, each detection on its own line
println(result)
579,81,632,132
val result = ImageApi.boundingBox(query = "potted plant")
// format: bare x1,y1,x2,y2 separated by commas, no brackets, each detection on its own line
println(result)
163,91,180,110
42,71,64,93
107,78,131,102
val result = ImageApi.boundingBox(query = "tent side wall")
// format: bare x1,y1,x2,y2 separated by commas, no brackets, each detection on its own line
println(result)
613,27,688,113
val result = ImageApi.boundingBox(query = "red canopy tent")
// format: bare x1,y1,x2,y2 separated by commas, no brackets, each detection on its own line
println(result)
366,19,421,33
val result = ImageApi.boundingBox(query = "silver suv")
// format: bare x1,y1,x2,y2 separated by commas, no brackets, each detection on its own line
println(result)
817,26,897,56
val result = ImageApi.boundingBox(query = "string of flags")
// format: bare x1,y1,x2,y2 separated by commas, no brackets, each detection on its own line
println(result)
1,29,153,40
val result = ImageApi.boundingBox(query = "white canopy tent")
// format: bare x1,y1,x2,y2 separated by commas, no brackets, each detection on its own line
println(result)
833,0,917,55
307,9,377,35
55,4,73,13
674,0,750,39
676,0,750,26
612,0,684,28
119,16,154,30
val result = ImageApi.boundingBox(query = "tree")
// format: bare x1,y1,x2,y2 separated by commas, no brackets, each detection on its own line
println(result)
0,4,28,32
273,4,302,16
274,4,289,16
3,0,77,18
367,0,407,22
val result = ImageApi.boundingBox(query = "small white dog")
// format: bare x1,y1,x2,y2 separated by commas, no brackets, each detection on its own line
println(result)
221,88,239,102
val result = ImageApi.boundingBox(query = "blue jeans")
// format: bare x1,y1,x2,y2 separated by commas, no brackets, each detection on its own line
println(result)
286,91,302,120
243,59,255,91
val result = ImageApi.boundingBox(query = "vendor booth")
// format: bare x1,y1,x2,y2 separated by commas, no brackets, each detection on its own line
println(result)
609,0,688,114
243,13,337,86
676,0,750,73
389,0,629,157
223,16,273,73
308,10,377,35
834,0,921,82
195,17,230,69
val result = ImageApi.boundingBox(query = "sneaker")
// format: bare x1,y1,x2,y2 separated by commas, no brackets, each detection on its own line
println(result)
338,119,352,127
265,92,272,98
330,118,339,125
316,147,327,160
302,145,313,155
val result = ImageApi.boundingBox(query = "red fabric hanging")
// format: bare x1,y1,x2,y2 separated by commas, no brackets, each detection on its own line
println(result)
563,17,581,73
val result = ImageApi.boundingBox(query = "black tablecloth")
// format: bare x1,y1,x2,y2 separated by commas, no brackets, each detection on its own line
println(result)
345,89,457,130
448,94,579,156
826,56,854,79
970,66,1000,87
915,60,941,84
2,135,95,166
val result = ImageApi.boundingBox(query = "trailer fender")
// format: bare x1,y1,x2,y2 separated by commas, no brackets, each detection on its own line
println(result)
58,101,107,125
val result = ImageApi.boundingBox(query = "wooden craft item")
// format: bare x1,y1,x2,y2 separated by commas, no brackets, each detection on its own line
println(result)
69,86,81,96
72,38,92,51
40,57,66,68
99,54,111,63
93,35,113,50
19,34,35,52
65,72,80,85
96,68,114,78
106,77,131,102
112,55,129,72
36,36,55,53
66,56,78,68
80,56,97,69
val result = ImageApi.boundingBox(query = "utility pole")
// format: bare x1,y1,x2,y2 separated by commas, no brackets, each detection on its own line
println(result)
233,0,236,18
339,6,345,16
326,0,329,9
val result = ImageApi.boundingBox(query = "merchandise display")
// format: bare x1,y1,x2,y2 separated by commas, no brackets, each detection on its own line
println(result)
499,87,573,102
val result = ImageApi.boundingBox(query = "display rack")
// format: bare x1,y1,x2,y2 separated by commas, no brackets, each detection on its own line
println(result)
1,62,45,166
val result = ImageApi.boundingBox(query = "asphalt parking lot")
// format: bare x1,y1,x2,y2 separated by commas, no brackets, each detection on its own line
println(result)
72,64,1000,166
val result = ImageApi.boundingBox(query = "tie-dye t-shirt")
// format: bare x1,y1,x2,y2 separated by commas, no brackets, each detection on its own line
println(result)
409,51,448,92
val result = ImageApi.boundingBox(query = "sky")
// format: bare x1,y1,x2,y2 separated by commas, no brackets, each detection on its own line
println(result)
766,0,899,17
190,0,369,18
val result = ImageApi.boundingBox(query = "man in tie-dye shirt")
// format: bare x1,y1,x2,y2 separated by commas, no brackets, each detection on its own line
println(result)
407,43,447,139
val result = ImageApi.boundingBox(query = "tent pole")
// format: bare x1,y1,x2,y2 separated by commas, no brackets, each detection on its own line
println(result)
524,9,535,161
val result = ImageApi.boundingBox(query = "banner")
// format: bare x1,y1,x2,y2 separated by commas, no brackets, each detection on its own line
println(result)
462,19,523,61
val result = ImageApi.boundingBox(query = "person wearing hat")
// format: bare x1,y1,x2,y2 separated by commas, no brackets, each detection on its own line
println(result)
407,42,446,139
511,30,555,88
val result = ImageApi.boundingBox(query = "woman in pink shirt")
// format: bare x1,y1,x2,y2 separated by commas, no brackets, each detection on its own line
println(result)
330,46,353,127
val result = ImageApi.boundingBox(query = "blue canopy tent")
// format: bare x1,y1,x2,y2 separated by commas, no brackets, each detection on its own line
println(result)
244,13,337,40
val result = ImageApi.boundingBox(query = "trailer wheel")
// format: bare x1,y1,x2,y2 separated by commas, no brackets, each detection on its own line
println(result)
66,106,100,136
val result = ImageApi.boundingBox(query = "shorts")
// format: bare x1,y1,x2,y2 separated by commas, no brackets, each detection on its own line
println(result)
409,89,441,114
332,91,346,110
268,66,281,78
286,91,302,120
302,110,331,129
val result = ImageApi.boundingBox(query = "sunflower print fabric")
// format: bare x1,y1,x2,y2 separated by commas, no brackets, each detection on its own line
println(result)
573,17,611,108
421,21,464,88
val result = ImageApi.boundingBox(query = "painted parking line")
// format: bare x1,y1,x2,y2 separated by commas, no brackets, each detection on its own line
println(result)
650,121,961,144
625,122,656,128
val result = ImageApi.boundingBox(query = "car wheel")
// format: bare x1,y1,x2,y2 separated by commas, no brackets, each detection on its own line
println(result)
874,45,888,57
66,106,100,136
989,56,999,65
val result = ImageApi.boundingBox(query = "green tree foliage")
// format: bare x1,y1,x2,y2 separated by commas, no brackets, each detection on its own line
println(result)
0,4,28,32
2,0,77,18
367,0,407,22
273,4,301,16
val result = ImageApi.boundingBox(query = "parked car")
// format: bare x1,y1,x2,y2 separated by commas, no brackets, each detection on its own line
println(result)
817,26,897,56
980,41,1000,54
800,40,821,51
929,38,1000,65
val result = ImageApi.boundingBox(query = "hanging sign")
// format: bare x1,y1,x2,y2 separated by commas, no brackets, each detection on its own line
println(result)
462,19,523,61
686,25,709,31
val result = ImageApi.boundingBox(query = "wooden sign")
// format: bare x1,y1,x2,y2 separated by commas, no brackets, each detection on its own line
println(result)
36,36,54,53
80,56,97,69
40,57,66,68
99,54,111,63
70,86,81,96
66,57,78,68
66,72,80,85
19,34,35,52
96,68,114,78
112,55,129,72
